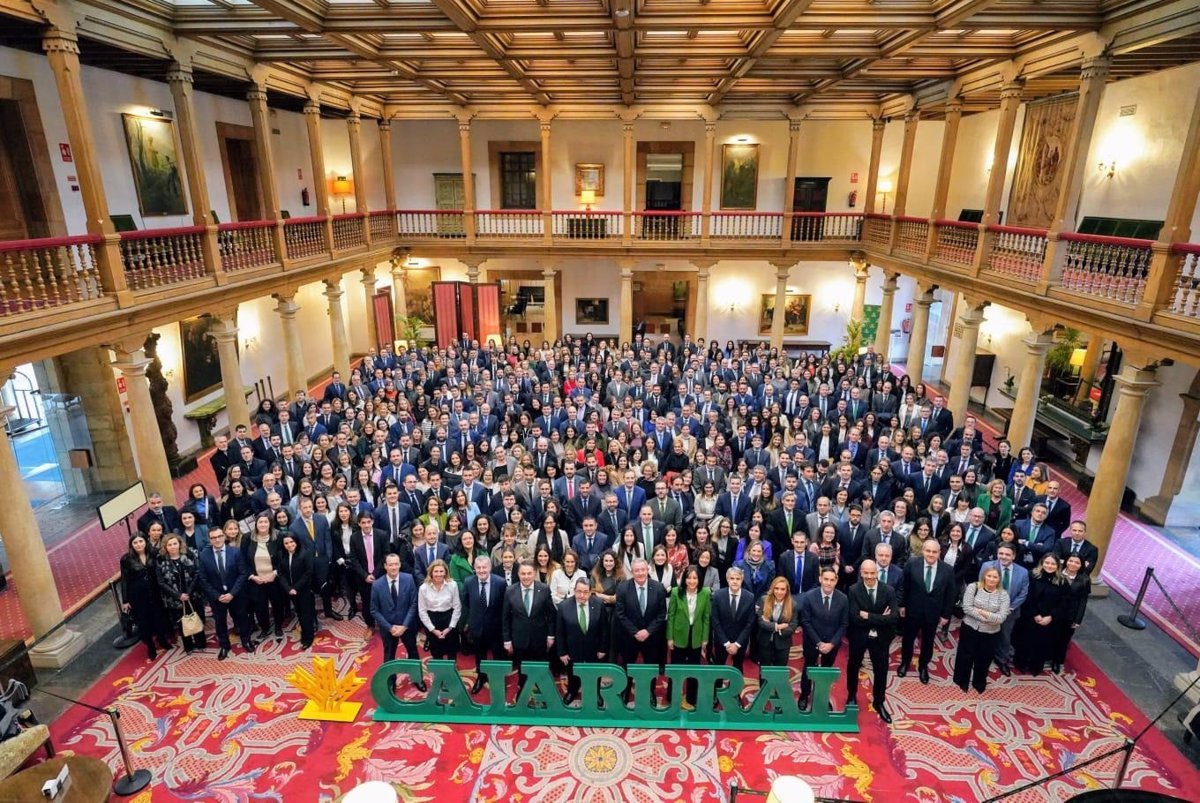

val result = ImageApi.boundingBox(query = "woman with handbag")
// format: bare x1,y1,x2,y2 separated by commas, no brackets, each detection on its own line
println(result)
120,533,171,660
158,533,205,652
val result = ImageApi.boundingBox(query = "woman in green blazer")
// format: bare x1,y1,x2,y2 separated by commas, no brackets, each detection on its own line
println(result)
976,479,1013,533
667,565,712,708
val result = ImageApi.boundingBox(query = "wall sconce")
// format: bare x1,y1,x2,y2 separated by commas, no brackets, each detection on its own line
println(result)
579,189,596,211
241,335,259,352
877,178,894,213
332,175,352,213
1098,160,1116,179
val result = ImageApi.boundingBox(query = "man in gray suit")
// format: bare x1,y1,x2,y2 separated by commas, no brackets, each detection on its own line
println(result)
692,452,726,492
978,544,1029,676
648,481,683,531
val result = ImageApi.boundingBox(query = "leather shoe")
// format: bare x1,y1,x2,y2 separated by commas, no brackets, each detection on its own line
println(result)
243,641,258,653
798,697,811,712
879,706,893,725
896,667,908,678
1000,664,1012,677
413,680,428,693
218,648,229,661
326,610,345,621
470,678,486,695
918,668,930,685
563,692,578,705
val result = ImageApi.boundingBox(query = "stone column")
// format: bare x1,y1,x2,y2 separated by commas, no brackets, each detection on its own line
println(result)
0,405,86,664
361,267,380,350
1142,379,1200,524
463,257,487,284
864,118,886,213
980,81,1024,229
110,342,176,503
456,112,476,243
303,99,333,250
905,282,936,381
622,119,635,246
325,280,351,379
892,110,921,218
619,260,634,344
347,112,370,242
166,61,221,278
851,259,869,321
541,262,559,343
539,116,553,244
391,260,409,321
42,28,129,303
1006,329,1054,451
378,120,397,212
246,84,287,259
210,312,250,432
769,265,791,351
274,293,307,398
1086,362,1160,580
693,261,714,341
781,117,801,246
945,298,988,421
873,271,898,359
700,118,716,244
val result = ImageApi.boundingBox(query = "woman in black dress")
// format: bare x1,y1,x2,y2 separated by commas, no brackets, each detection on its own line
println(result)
1053,554,1091,673
121,533,171,659
156,532,204,652
276,533,317,649
1013,553,1067,675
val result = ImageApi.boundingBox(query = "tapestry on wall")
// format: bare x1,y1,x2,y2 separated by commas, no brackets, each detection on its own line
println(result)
1006,94,1077,229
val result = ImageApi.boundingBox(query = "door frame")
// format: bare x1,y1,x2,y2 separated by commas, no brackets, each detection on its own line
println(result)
0,76,67,239
635,141,695,212
215,121,264,222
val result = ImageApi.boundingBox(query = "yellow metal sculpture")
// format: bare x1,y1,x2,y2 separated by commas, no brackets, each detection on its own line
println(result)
287,655,366,722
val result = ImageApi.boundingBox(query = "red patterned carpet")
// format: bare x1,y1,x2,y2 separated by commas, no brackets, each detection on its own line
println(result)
48,616,1196,802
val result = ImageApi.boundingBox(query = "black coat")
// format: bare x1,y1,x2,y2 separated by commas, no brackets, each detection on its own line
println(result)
897,557,956,623
846,580,899,646
556,596,609,662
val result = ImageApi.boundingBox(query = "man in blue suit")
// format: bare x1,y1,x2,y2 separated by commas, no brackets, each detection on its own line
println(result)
779,532,820,598
797,568,849,709
570,516,609,573
979,544,1029,676
714,475,751,526
413,526,451,584
1012,503,1058,568
613,470,646,518
197,529,255,660
290,497,341,620
373,485,416,543
461,555,508,694
372,554,425,692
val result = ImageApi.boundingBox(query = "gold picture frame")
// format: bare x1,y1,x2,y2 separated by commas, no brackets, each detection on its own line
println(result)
720,143,759,210
758,292,811,336
575,163,605,197
121,114,188,216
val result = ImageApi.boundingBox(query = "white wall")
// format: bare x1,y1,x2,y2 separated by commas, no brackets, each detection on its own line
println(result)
390,119,462,209
795,120,872,213
551,120,624,212
560,259,621,336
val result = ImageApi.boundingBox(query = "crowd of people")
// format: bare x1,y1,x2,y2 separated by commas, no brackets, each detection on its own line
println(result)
119,331,1098,722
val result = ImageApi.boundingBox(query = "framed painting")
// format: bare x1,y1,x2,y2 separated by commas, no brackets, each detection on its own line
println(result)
401,264,442,325
720,143,759,210
575,163,605,197
121,114,188,216
180,314,226,403
758,292,811,336
575,298,610,325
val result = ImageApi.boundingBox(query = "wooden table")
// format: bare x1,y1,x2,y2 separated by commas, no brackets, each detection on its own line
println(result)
0,755,113,803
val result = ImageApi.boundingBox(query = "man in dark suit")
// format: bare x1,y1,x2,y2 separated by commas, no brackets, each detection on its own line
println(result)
766,491,805,557
874,543,903,590
1012,503,1058,568
1054,520,1099,576
862,512,909,566
846,560,899,723
778,532,820,598
197,529,255,660
570,517,609,574
556,576,609,704
566,480,603,531
413,527,451,584
714,476,751,527
462,554,507,694
898,539,956,683
596,495,628,542
838,507,870,588
347,511,388,627
797,568,849,709
1037,482,1073,536
909,464,945,511
373,486,415,544
1009,470,1037,521
711,567,756,672
137,492,181,536
371,554,424,692
614,558,668,701
502,561,557,691
631,506,665,558
209,435,234,486
290,497,341,620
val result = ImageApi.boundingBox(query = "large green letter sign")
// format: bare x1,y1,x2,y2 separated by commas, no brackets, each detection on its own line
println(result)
370,661,858,732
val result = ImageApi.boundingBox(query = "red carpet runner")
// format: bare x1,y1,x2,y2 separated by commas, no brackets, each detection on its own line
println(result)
48,618,1195,801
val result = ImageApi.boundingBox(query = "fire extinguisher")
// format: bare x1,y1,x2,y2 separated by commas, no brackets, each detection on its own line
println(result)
301,187,310,207
848,190,858,208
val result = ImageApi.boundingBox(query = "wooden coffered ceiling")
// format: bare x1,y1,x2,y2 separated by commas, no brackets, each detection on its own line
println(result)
7,0,1200,117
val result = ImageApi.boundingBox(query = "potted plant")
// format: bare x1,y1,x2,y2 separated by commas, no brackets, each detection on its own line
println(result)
398,315,426,347
830,318,865,364
1045,327,1084,399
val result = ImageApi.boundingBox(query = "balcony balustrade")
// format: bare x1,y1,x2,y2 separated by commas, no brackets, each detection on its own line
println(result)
1058,232,1152,306
283,216,327,260
985,225,1047,283
217,221,278,272
119,226,206,291
332,213,366,250
0,235,104,315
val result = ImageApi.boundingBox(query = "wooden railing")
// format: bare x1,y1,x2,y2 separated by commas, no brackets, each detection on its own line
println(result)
894,216,929,256
634,211,701,241
119,226,206,291
396,210,466,239
931,220,979,267
863,214,891,247
1167,243,1200,319
332,213,366,250
368,210,396,241
790,212,863,242
475,210,543,239
1058,232,1152,305
0,235,104,314
709,212,782,241
283,216,327,260
986,225,1047,283
217,220,278,272
549,211,622,241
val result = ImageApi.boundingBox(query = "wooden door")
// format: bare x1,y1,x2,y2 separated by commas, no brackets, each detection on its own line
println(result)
791,177,831,241
0,130,28,240
434,173,466,236
224,137,262,221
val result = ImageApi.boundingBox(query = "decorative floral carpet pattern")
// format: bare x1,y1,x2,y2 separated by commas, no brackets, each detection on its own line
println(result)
47,613,1196,802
